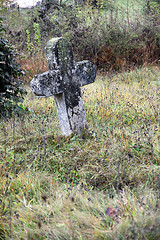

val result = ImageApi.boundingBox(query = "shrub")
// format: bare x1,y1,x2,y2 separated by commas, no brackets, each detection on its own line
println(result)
0,17,26,117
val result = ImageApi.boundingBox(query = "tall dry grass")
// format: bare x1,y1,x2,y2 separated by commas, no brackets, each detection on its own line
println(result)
0,65,159,239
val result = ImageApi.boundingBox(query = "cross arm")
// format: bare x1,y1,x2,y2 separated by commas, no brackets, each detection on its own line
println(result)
75,60,96,87
30,70,63,97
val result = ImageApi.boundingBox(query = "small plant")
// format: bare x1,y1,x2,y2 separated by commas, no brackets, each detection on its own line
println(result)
26,29,34,55
26,23,41,54
33,22,41,52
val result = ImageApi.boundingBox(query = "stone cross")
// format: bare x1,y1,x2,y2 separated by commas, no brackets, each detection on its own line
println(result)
30,37,96,136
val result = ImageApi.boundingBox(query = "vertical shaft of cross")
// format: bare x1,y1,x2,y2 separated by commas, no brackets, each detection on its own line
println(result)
54,93,72,136
45,38,88,135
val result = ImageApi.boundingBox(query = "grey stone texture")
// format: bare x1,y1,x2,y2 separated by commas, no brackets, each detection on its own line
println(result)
30,37,96,136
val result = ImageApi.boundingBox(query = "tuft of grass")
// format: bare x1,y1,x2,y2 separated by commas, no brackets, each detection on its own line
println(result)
0,171,159,239
0,65,160,239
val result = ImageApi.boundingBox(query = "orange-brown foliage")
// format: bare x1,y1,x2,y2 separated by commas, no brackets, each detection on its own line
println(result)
18,51,48,83
94,44,160,72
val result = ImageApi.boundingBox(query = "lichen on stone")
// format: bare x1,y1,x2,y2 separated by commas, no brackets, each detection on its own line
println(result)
30,37,96,136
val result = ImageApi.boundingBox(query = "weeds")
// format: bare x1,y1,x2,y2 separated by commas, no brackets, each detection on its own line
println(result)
2,0,160,72
0,65,159,238
0,173,160,239
1,1,160,238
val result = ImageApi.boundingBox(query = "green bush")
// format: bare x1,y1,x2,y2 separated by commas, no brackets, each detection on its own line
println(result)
0,17,26,117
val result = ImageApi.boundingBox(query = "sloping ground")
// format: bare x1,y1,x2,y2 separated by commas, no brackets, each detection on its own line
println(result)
0,66,160,239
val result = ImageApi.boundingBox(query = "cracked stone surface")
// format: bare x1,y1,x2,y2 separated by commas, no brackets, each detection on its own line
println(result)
30,37,96,136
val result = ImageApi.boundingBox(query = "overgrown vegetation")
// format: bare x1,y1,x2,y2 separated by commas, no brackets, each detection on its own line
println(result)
0,17,26,117
0,0,160,239
0,66,160,239
2,0,160,75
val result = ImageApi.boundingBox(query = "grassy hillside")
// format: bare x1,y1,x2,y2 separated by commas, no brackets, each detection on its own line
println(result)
0,66,160,239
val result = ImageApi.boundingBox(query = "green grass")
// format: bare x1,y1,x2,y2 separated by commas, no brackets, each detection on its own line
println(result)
0,65,160,239
82,0,145,20
114,0,144,11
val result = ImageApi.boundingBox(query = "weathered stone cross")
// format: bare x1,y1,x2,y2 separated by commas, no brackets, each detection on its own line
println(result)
30,37,96,136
